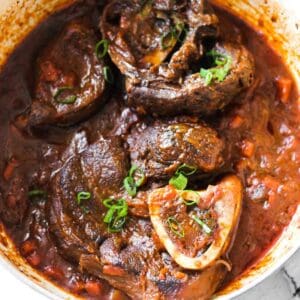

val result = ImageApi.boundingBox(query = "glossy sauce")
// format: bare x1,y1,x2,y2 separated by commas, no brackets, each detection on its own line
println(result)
0,2,299,299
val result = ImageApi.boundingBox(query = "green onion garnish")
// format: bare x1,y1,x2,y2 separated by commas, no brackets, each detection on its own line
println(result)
167,217,184,238
123,165,145,197
176,164,197,176
160,21,185,50
169,173,188,190
191,215,212,235
76,191,91,205
160,29,177,50
200,50,232,86
180,190,200,206
54,87,77,104
169,164,197,190
95,39,109,59
103,198,128,233
28,190,47,198
124,176,137,197
103,66,114,84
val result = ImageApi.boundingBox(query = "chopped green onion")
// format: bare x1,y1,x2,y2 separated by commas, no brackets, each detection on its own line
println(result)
169,173,188,190
129,165,145,187
95,39,109,59
103,66,114,84
140,0,153,17
191,215,212,235
81,206,90,214
124,176,137,197
54,87,77,104
160,21,186,50
124,165,145,197
167,217,184,238
28,189,47,198
76,191,91,205
199,50,232,86
176,164,197,176
180,190,200,206
103,198,128,233
160,30,176,50
169,164,197,190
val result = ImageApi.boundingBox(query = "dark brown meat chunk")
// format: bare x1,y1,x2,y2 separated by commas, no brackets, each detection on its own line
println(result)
48,131,228,300
101,0,254,116
29,19,109,127
127,121,225,179
127,42,255,116
49,131,128,261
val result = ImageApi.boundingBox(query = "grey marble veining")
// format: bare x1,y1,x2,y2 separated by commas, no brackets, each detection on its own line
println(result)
235,250,300,300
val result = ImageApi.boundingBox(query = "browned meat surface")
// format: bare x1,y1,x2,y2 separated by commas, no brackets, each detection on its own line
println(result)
127,42,255,116
101,0,254,116
127,120,225,179
0,1,299,300
49,131,128,260
29,19,109,127
49,131,228,300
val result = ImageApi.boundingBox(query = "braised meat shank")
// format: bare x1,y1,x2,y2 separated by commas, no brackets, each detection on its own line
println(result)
0,1,298,300
101,0,254,116
127,120,225,179
29,19,109,127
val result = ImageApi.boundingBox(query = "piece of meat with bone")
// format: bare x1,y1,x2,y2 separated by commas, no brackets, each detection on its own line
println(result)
148,175,243,270
100,0,254,116
48,131,240,299
127,120,225,180
29,19,110,127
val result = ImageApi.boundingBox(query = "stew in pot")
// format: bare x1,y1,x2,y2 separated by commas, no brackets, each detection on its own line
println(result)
0,1,299,299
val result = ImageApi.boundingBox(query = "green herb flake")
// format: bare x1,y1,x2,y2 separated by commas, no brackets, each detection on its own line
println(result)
103,198,128,233
167,216,184,238
28,189,47,198
95,39,109,59
169,164,197,190
54,87,77,104
191,215,212,235
103,66,114,84
169,173,188,190
76,191,91,205
199,50,232,86
123,165,146,197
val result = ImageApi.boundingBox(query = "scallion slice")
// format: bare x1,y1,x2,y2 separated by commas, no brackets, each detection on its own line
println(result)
123,165,145,197
169,173,188,190
191,215,212,235
28,189,47,198
103,66,114,84
103,198,128,233
76,191,91,205
199,50,232,86
167,217,184,238
169,164,197,190
54,87,77,104
95,39,109,59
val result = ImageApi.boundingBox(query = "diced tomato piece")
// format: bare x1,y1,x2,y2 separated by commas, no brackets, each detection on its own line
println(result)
26,253,41,267
21,240,37,256
3,158,18,181
85,281,102,297
103,265,125,276
229,115,244,129
276,77,292,104
241,140,255,158
44,266,64,281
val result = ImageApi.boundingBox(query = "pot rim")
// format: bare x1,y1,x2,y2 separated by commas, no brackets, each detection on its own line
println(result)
0,0,299,299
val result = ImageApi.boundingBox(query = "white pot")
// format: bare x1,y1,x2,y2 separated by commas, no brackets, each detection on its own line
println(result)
0,0,299,299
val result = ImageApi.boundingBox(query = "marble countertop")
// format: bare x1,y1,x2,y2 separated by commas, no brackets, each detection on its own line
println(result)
0,249,299,299
235,249,300,300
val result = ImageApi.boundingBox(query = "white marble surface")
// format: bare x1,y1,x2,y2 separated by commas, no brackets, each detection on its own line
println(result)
0,250,299,299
